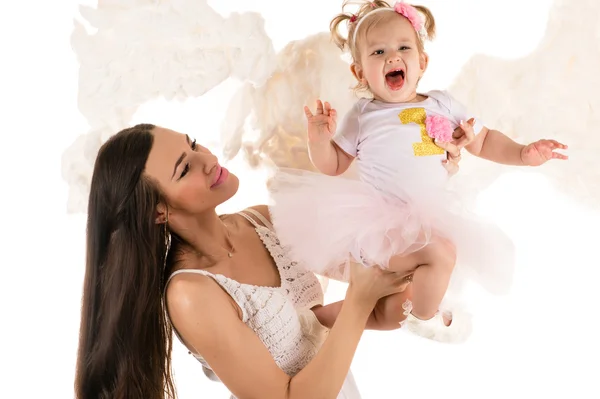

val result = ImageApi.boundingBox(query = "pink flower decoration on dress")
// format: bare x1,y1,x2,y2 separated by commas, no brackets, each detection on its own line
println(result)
394,2,423,32
425,115,453,143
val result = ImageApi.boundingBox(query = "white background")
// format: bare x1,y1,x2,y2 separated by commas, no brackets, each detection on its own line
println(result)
1,0,599,398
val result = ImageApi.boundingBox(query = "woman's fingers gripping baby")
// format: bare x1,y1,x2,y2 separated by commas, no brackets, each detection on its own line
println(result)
348,261,408,306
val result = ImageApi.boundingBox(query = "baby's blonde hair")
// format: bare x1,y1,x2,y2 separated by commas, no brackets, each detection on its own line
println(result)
330,0,436,91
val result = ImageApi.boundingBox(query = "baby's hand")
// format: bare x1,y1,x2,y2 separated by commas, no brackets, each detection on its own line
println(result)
453,119,476,149
520,139,568,166
438,119,475,176
305,100,337,144
442,151,461,176
436,119,475,158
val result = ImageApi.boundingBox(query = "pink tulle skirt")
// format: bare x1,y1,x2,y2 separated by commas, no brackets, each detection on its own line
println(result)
269,168,515,296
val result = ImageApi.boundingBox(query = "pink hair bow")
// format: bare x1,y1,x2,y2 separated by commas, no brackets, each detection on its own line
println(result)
394,2,423,32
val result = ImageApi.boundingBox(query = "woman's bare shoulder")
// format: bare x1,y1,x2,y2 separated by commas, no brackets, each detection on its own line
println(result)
166,272,240,319
219,205,271,222
248,205,272,222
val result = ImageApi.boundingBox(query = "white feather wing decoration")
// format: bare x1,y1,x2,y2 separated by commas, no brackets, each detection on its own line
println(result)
446,0,600,209
63,0,275,213
220,32,357,173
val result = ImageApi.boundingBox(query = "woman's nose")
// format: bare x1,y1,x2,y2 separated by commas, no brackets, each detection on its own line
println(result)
200,153,219,175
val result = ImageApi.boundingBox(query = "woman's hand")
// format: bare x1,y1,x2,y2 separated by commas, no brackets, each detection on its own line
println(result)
346,261,408,307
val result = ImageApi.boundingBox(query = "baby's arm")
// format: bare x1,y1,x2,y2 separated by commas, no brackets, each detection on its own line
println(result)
305,100,359,176
465,127,526,165
441,91,567,166
309,139,354,176
435,91,568,166
439,92,523,164
466,127,568,166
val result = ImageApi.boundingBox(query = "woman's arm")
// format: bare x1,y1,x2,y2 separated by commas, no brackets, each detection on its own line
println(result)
313,286,412,331
167,273,373,399
313,301,398,330
310,261,413,331
250,205,410,330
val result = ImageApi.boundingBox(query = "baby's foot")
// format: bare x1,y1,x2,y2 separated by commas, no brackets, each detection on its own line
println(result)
400,300,471,343
442,312,452,326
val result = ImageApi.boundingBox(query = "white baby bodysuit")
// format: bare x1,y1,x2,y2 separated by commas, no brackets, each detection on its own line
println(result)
333,90,484,197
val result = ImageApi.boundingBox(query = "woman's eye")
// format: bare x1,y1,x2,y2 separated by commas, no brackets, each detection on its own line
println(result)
180,164,190,179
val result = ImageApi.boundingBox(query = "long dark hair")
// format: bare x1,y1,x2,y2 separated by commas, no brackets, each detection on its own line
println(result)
75,124,177,398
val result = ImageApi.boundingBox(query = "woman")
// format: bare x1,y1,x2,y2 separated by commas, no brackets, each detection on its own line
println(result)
74,123,466,399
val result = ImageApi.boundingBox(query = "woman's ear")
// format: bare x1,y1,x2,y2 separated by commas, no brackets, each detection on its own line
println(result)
155,203,167,224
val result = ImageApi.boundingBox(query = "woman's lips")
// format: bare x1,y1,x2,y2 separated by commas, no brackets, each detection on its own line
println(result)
211,165,229,188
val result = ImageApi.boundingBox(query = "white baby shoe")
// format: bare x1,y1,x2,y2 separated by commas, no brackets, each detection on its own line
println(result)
400,300,472,343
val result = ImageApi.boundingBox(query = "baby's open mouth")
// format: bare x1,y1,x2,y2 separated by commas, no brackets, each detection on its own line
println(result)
385,69,405,90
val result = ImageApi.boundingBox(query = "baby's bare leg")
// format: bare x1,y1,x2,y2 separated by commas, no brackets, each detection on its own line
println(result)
377,282,453,327
374,283,413,327
386,237,456,321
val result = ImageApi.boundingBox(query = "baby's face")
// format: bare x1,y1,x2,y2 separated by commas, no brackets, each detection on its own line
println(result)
355,15,427,103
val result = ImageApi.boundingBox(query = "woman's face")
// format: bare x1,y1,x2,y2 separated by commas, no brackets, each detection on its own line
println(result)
144,127,239,220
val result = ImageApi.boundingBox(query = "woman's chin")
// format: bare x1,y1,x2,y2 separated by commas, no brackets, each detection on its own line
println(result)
219,172,240,203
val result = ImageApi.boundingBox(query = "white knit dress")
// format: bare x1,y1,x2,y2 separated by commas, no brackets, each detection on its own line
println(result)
165,208,361,399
